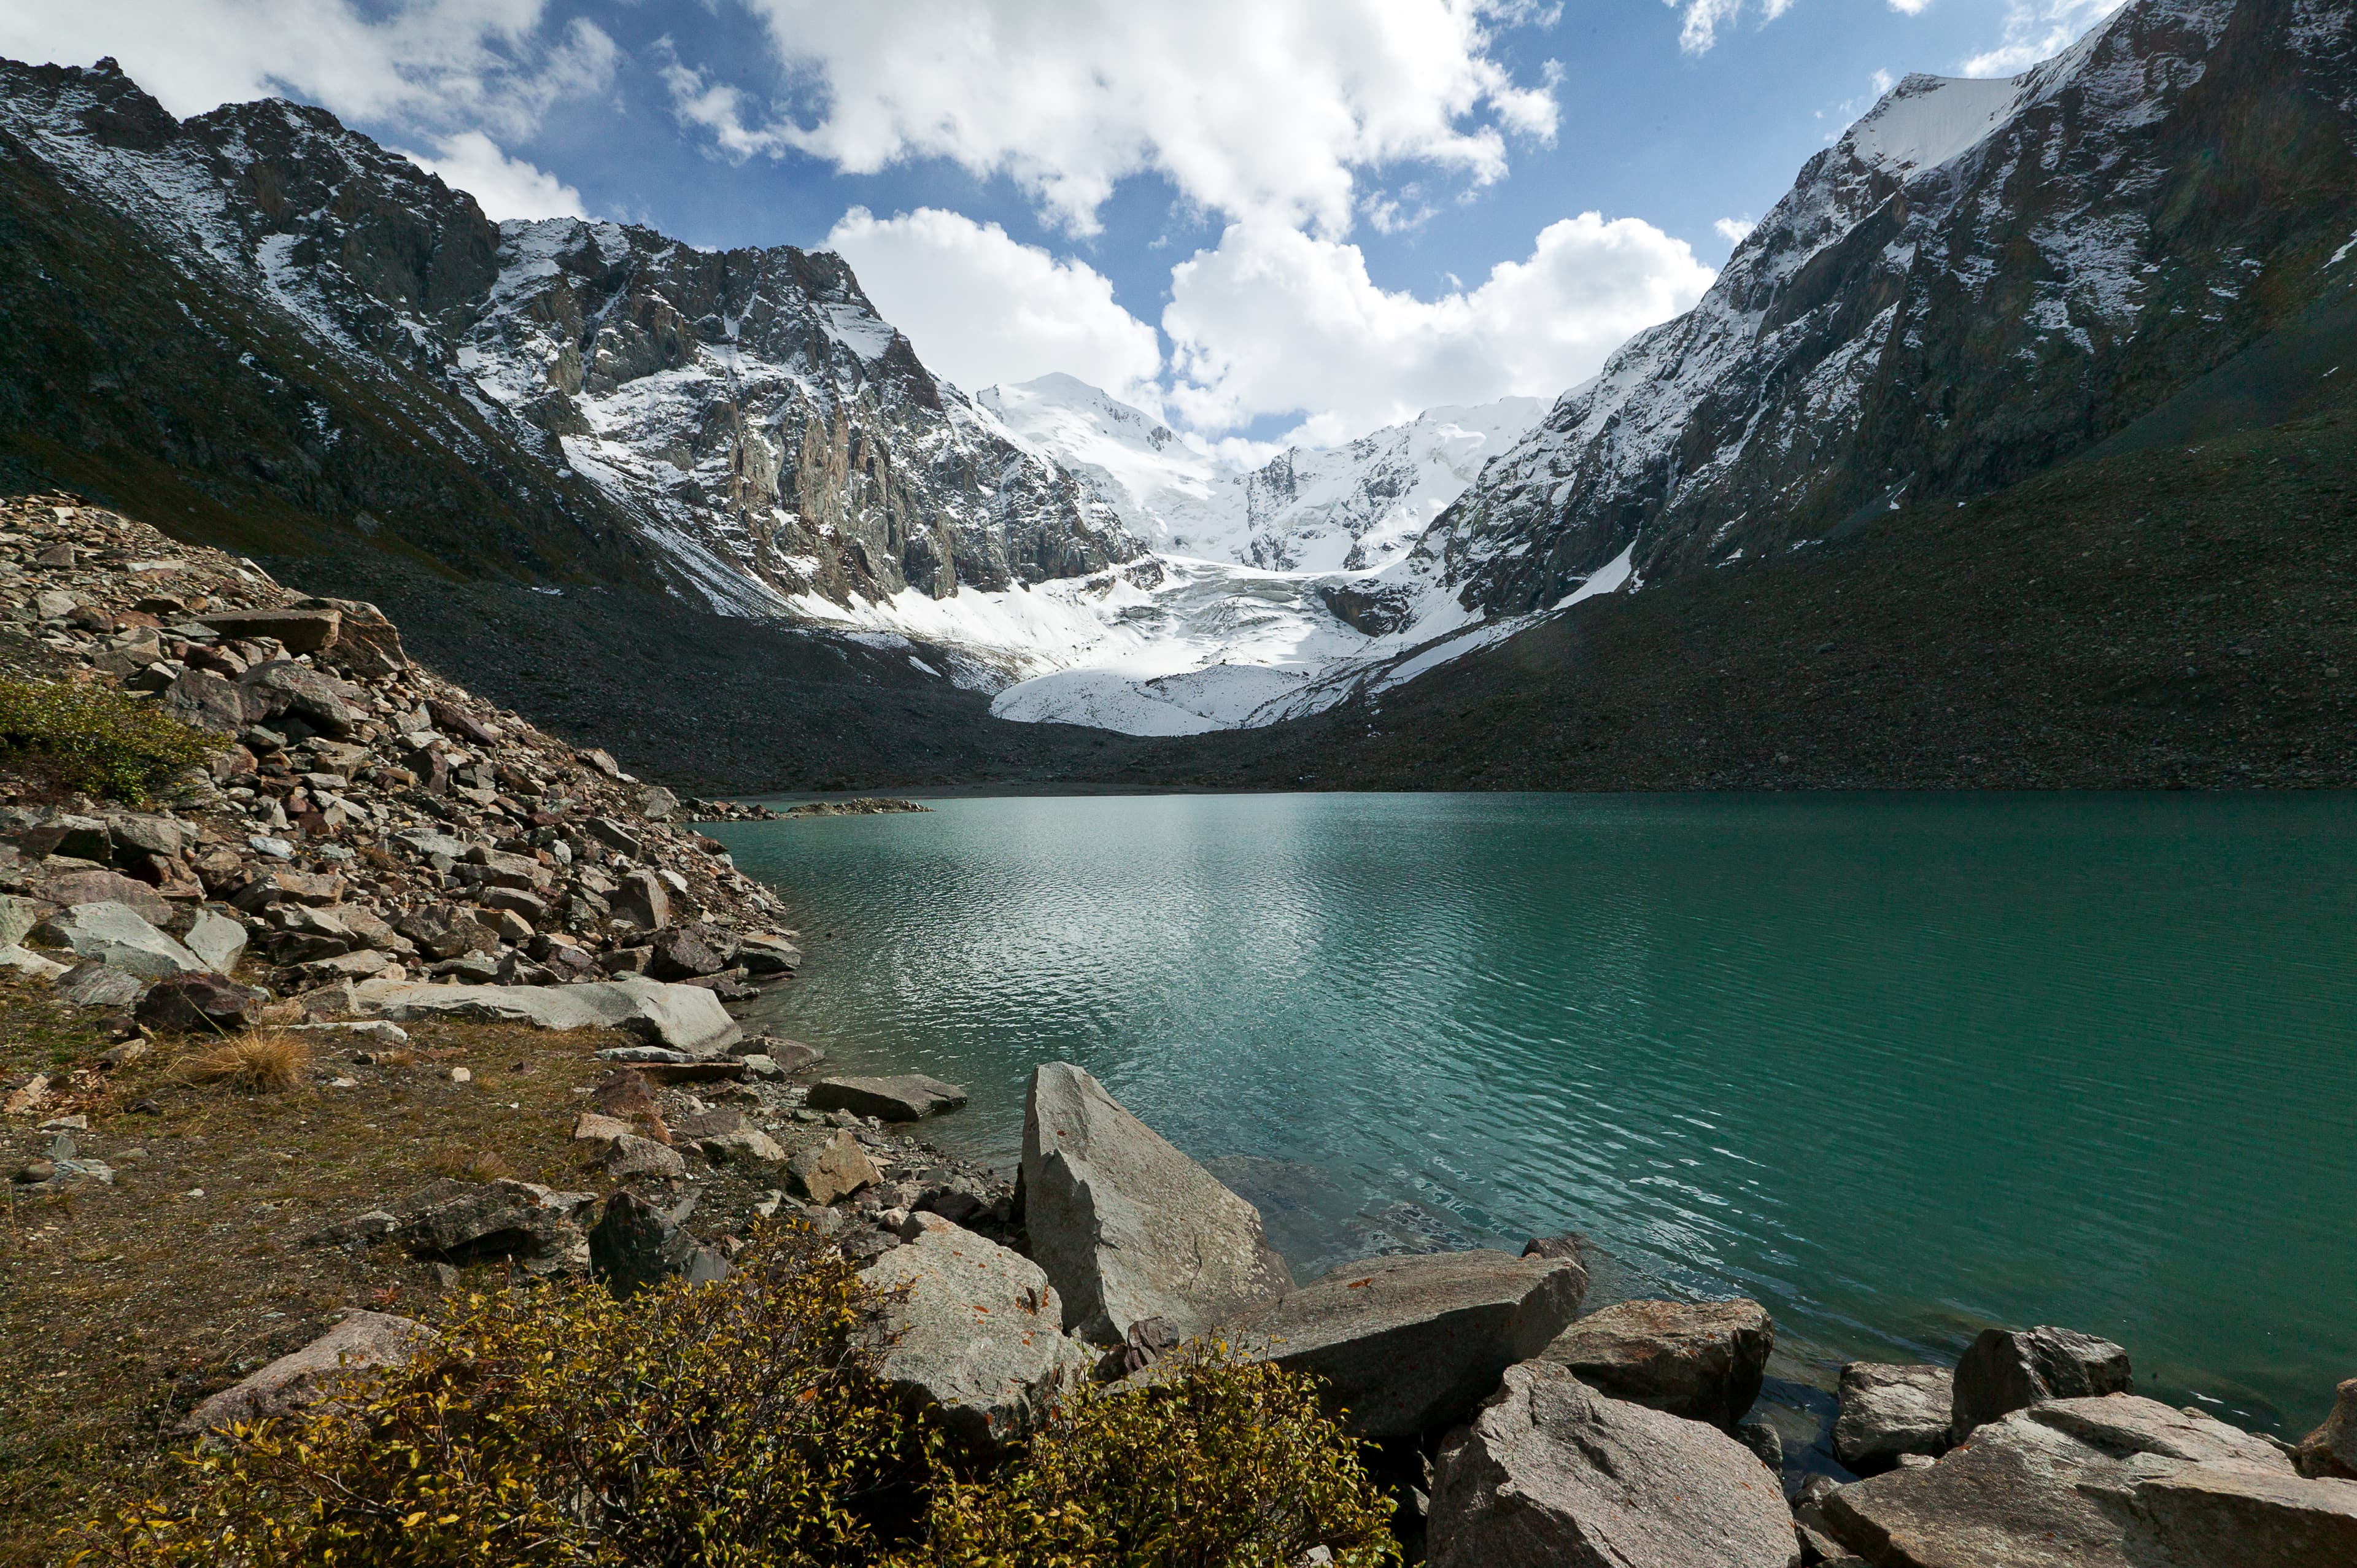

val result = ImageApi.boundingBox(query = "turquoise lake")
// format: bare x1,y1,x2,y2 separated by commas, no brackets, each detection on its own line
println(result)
715,792,2357,1435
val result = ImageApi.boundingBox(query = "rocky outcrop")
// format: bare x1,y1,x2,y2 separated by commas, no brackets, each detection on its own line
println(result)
1950,1324,2133,1442
1818,1394,2357,1567
1020,1062,1290,1346
805,1073,969,1122
304,1179,594,1275
1535,1299,1773,1428
182,1311,435,1434
1426,1360,1800,1568
1218,1250,1587,1437
1834,1362,1955,1475
860,1216,1094,1446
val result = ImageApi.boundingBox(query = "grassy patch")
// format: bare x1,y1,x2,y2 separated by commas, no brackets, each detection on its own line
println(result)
0,677,222,806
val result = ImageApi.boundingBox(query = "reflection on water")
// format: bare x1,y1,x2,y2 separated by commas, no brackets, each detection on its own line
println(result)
719,791,2357,1434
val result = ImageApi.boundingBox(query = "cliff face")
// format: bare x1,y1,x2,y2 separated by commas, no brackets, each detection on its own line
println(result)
1425,0,2357,614
0,58,1138,615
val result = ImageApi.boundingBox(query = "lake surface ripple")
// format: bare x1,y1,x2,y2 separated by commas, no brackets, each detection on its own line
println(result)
719,792,2357,1433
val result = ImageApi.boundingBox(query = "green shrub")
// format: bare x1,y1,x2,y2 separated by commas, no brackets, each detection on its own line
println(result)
77,1235,1401,1568
0,676,221,804
899,1342,1400,1568
77,1225,926,1567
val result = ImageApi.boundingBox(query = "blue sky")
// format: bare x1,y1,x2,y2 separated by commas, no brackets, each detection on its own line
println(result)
3,1,2123,453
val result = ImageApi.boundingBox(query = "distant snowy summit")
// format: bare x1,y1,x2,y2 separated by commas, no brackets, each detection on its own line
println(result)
981,375,1540,575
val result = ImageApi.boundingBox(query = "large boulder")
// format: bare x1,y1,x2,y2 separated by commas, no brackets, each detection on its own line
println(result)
807,1073,969,1122
1428,1360,1800,1568
1835,1362,1955,1475
1950,1324,2132,1442
1021,1062,1290,1346
589,1191,727,1298
181,1311,435,1434
30,901,204,979
1535,1298,1773,1428
1219,1249,1587,1437
350,975,740,1054
2298,1379,2357,1480
861,1217,1096,1447
1819,1394,2357,1567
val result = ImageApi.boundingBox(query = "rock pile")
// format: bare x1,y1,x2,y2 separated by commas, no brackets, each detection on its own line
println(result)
0,493,804,1059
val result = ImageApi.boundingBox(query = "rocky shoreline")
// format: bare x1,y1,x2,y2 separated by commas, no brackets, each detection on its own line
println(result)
2,493,2352,1564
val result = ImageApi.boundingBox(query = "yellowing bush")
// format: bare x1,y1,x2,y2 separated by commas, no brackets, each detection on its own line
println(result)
900,1342,1400,1568
78,1235,1402,1568
79,1226,926,1567
0,676,221,804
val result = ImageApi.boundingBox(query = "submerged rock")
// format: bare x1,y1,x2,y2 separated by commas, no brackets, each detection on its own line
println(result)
1427,1360,1800,1568
1536,1297,1773,1429
1021,1062,1290,1345
1220,1249,1587,1437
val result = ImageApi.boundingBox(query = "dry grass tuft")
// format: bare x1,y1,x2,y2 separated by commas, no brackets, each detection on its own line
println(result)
427,1145,514,1183
166,1030,309,1092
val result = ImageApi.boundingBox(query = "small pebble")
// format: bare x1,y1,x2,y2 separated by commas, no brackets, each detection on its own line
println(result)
13,1161,56,1184
447,1067,471,1084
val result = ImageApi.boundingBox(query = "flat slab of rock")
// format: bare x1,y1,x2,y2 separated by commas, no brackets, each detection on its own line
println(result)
1536,1297,1773,1428
807,1073,968,1122
352,975,740,1054
1021,1062,1290,1346
1950,1324,2132,1442
1820,1393,2357,1567
861,1217,1095,1447
0,943,67,980
1835,1362,1955,1475
31,900,203,979
183,1311,435,1433
1428,1360,1800,1568
1219,1249,1587,1437
55,960,147,1008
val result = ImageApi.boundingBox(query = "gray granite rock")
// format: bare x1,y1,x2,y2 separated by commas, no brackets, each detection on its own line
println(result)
861,1216,1095,1446
1536,1298,1773,1428
1220,1249,1587,1437
1834,1362,1954,1475
182,1312,436,1434
31,900,203,979
1428,1360,1800,1568
807,1073,969,1122
1021,1062,1290,1346
1950,1324,2132,1442
1821,1393,2355,1568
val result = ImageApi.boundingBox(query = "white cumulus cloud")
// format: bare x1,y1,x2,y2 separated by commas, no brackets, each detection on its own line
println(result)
1714,215,1757,244
1161,215,1714,441
1961,0,2129,75
824,208,1164,411
404,129,586,220
667,0,1559,236
0,1,614,145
